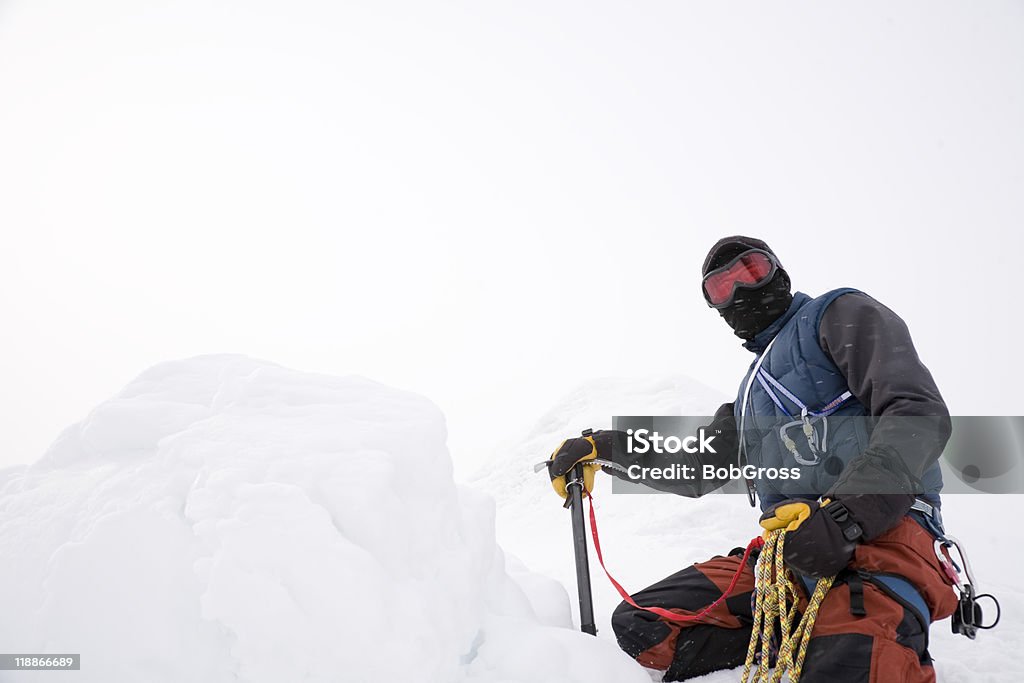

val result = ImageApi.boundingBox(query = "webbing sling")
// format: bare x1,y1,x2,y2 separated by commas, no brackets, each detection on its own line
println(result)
737,335,779,505
584,485,762,625
755,369,852,419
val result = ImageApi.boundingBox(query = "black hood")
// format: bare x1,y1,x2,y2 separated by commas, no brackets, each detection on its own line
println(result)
702,236,793,341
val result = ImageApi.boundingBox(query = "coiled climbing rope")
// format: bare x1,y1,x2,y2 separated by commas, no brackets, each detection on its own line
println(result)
741,529,835,683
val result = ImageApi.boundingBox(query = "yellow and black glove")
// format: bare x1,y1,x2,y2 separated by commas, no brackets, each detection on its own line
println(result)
548,434,602,500
759,498,863,578
758,500,816,535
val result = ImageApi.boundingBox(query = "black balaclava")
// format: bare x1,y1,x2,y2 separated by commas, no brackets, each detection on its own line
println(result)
702,236,793,341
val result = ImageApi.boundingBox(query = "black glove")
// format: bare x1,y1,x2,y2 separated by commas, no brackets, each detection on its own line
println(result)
760,490,917,578
759,498,861,578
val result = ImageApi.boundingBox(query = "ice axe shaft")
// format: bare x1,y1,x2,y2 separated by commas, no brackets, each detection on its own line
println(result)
567,461,597,635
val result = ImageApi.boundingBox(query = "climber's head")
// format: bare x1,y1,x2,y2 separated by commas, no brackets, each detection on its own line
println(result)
701,236,792,341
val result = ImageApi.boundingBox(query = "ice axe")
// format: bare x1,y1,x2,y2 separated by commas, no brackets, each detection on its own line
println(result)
534,428,603,635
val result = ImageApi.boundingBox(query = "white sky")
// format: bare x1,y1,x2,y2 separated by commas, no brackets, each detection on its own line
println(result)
1,1,1022,476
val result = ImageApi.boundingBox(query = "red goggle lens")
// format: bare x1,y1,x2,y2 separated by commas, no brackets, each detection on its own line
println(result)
703,251,775,305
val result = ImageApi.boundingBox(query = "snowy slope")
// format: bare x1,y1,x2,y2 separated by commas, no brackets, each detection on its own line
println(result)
0,356,648,683
474,376,1024,682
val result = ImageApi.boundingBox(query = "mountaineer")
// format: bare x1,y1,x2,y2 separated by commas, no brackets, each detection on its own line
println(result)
547,236,959,682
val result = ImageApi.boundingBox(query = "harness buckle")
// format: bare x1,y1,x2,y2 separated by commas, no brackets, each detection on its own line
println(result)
824,500,863,542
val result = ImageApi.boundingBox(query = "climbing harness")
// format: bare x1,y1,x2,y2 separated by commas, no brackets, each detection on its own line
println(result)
755,368,851,466
741,528,835,683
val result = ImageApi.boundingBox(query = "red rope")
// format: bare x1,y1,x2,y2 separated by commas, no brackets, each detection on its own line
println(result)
584,486,763,624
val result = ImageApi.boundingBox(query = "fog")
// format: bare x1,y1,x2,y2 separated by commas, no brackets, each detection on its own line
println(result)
1,0,1021,474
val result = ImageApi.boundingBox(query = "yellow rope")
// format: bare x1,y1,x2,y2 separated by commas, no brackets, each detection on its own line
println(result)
740,530,836,683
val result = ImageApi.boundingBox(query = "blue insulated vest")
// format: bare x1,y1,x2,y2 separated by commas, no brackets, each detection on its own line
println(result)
733,289,944,511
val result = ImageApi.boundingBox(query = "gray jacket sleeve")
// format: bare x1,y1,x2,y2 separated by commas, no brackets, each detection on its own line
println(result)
599,401,739,497
818,292,951,533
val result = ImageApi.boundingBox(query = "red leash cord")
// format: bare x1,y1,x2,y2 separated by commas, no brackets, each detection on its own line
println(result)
584,487,763,624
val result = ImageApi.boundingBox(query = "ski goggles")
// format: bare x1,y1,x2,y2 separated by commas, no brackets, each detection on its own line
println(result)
702,249,779,308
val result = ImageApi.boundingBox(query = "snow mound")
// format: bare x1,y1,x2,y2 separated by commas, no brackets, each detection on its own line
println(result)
0,355,649,683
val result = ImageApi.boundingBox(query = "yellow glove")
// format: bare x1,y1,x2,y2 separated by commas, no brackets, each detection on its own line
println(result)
548,435,601,499
758,500,817,538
